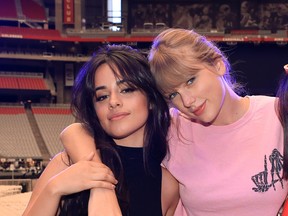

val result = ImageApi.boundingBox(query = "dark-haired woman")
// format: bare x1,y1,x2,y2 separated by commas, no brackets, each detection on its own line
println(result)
22,45,179,216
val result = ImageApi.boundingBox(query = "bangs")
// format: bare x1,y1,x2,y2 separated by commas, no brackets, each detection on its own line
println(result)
106,56,146,91
108,63,136,88
152,52,200,97
150,40,203,96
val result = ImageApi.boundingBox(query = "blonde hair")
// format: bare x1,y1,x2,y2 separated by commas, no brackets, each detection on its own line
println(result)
148,28,241,96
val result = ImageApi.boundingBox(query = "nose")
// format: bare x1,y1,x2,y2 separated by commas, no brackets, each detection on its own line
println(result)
179,89,196,108
109,92,122,109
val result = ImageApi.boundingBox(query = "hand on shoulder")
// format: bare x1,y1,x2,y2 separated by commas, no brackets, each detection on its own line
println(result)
47,152,117,197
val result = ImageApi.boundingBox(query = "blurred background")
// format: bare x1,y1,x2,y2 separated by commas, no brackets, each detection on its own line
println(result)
0,0,287,214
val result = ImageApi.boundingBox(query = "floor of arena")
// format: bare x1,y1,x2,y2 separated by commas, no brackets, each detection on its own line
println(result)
0,186,31,216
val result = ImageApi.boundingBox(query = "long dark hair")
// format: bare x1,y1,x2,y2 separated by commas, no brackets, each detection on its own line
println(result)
58,44,170,215
277,67,288,179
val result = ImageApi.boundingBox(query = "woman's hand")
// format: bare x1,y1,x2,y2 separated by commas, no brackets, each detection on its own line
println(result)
47,152,117,196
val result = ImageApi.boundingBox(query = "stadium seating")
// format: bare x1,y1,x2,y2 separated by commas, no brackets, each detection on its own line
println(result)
0,106,42,158
32,106,75,157
0,76,48,90
0,105,75,159
0,0,17,19
0,77,18,89
18,77,47,90
20,0,46,21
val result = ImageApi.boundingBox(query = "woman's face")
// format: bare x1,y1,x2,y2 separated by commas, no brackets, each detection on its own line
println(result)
166,62,226,125
93,63,149,147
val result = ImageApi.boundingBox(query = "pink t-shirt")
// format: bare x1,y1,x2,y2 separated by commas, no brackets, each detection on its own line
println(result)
164,96,287,216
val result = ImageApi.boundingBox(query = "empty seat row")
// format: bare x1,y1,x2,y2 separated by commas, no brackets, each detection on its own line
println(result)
0,105,75,159
0,0,46,21
0,106,42,158
32,107,75,157
0,76,48,90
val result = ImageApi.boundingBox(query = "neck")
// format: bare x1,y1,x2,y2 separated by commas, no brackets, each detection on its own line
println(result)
113,133,144,148
213,84,249,126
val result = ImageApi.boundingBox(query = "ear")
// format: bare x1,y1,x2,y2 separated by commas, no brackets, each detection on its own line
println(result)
215,60,226,76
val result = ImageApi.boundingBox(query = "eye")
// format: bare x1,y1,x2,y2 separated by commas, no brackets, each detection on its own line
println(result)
95,94,108,102
187,77,195,85
168,92,178,101
121,87,136,94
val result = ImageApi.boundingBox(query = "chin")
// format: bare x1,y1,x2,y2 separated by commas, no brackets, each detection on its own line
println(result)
111,134,127,140
194,114,216,125
193,118,211,126
111,131,135,140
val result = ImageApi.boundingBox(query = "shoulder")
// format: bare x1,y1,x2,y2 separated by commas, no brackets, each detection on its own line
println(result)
248,95,278,113
247,95,281,127
249,95,276,106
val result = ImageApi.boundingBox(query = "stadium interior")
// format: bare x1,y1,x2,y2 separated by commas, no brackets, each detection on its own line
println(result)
0,0,287,215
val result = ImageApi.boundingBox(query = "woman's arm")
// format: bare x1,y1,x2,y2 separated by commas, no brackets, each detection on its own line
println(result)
60,123,99,162
161,167,180,216
22,151,116,216
22,152,69,216
60,123,122,216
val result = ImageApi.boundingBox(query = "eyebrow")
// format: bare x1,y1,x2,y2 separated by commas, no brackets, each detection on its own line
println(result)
94,79,127,92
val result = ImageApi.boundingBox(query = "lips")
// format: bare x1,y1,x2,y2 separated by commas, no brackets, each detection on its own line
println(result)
108,112,129,120
192,101,206,116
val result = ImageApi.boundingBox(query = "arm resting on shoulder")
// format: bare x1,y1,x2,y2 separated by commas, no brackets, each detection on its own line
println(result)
22,152,70,216
60,123,122,216
22,151,116,216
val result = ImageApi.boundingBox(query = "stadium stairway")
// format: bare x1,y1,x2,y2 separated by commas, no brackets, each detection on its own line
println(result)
25,107,50,164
